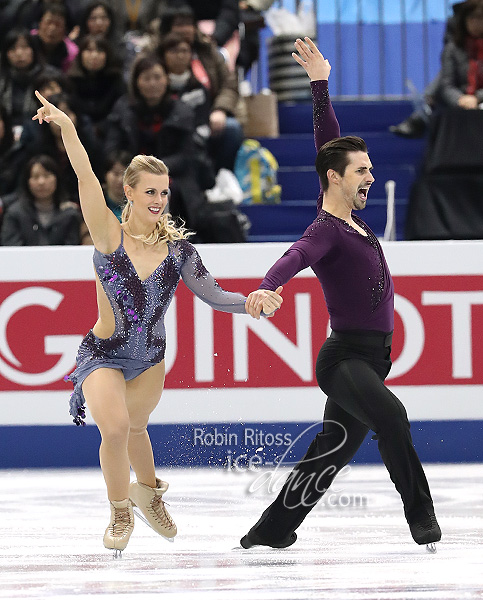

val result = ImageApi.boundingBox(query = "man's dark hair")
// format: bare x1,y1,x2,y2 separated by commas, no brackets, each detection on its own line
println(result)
41,3,67,21
159,5,196,38
315,136,368,190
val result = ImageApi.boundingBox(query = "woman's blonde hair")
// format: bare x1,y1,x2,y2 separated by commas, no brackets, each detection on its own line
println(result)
121,154,192,245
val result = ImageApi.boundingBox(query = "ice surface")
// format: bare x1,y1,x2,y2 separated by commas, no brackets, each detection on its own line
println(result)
0,464,481,599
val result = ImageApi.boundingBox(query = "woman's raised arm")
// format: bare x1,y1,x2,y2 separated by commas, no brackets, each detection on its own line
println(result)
33,91,120,251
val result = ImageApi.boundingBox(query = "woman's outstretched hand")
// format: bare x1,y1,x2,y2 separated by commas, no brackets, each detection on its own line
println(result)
32,90,69,127
292,37,331,82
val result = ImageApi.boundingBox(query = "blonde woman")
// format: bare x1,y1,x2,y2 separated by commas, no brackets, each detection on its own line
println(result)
32,91,283,556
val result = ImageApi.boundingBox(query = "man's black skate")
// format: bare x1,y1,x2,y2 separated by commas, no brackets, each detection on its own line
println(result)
240,507,298,549
409,513,441,549
240,530,297,549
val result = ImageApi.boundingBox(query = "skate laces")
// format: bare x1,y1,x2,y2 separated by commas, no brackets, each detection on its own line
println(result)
110,506,133,537
150,495,175,530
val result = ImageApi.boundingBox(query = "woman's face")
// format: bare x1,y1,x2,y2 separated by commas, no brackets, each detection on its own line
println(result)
7,36,34,69
164,42,192,75
136,64,167,105
125,172,170,224
87,5,111,36
28,163,57,201
81,41,107,72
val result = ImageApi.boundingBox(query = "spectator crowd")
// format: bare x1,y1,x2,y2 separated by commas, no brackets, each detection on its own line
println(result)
0,0,273,246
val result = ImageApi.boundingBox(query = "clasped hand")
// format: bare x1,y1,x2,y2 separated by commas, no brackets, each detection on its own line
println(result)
245,286,283,319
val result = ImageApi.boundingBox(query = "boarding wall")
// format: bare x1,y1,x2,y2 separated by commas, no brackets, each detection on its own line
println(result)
1,241,482,468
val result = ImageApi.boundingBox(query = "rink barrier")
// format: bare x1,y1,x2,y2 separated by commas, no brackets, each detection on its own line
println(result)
1,241,482,468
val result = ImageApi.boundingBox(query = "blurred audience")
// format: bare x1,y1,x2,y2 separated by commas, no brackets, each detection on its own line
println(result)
158,5,243,171
0,0,256,245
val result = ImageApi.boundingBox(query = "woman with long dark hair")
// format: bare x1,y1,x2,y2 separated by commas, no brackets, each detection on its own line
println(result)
440,0,483,108
0,29,55,130
1,154,82,245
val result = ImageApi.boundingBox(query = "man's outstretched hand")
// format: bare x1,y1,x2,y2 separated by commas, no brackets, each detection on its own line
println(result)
245,286,283,319
292,37,331,82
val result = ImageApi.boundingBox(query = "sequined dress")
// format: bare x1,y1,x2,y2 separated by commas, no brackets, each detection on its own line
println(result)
259,80,394,332
68,233,247,425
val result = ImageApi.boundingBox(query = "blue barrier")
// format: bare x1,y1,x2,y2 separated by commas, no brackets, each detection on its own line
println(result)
1,420,481,469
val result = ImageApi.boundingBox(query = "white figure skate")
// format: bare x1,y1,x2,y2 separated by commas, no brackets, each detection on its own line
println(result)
130,478,177,542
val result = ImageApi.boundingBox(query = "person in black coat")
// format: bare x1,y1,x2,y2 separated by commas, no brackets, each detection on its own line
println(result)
1,154,82,246
67,35,126,139
0,28,58,130
104,52,210,234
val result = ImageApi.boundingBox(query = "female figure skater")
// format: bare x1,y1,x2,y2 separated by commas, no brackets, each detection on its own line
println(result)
32,92,282,555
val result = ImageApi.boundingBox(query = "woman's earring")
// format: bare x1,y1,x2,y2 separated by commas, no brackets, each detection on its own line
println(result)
129,200,133,206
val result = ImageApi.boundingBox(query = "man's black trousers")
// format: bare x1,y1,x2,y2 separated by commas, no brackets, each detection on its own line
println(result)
258,330,435,542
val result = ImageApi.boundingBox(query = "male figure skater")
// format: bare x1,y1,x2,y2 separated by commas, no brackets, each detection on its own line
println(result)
243,38,441,551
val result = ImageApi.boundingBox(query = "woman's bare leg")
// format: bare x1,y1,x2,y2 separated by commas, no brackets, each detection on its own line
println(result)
82,368,130,501
125,361,165,487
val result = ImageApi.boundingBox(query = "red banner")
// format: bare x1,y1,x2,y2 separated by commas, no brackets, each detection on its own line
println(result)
1,275,482,392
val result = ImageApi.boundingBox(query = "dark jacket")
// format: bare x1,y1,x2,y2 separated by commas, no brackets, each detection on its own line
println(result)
104,95,195,175
0,143,24,196
67,65,126,125
439,41,483,107
1,196,81,246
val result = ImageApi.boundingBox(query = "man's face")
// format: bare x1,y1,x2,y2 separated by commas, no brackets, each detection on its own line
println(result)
338,151,374,211
38,11,65,45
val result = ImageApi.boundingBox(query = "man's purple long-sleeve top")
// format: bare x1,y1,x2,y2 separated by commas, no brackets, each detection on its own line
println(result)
260,80,394,333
